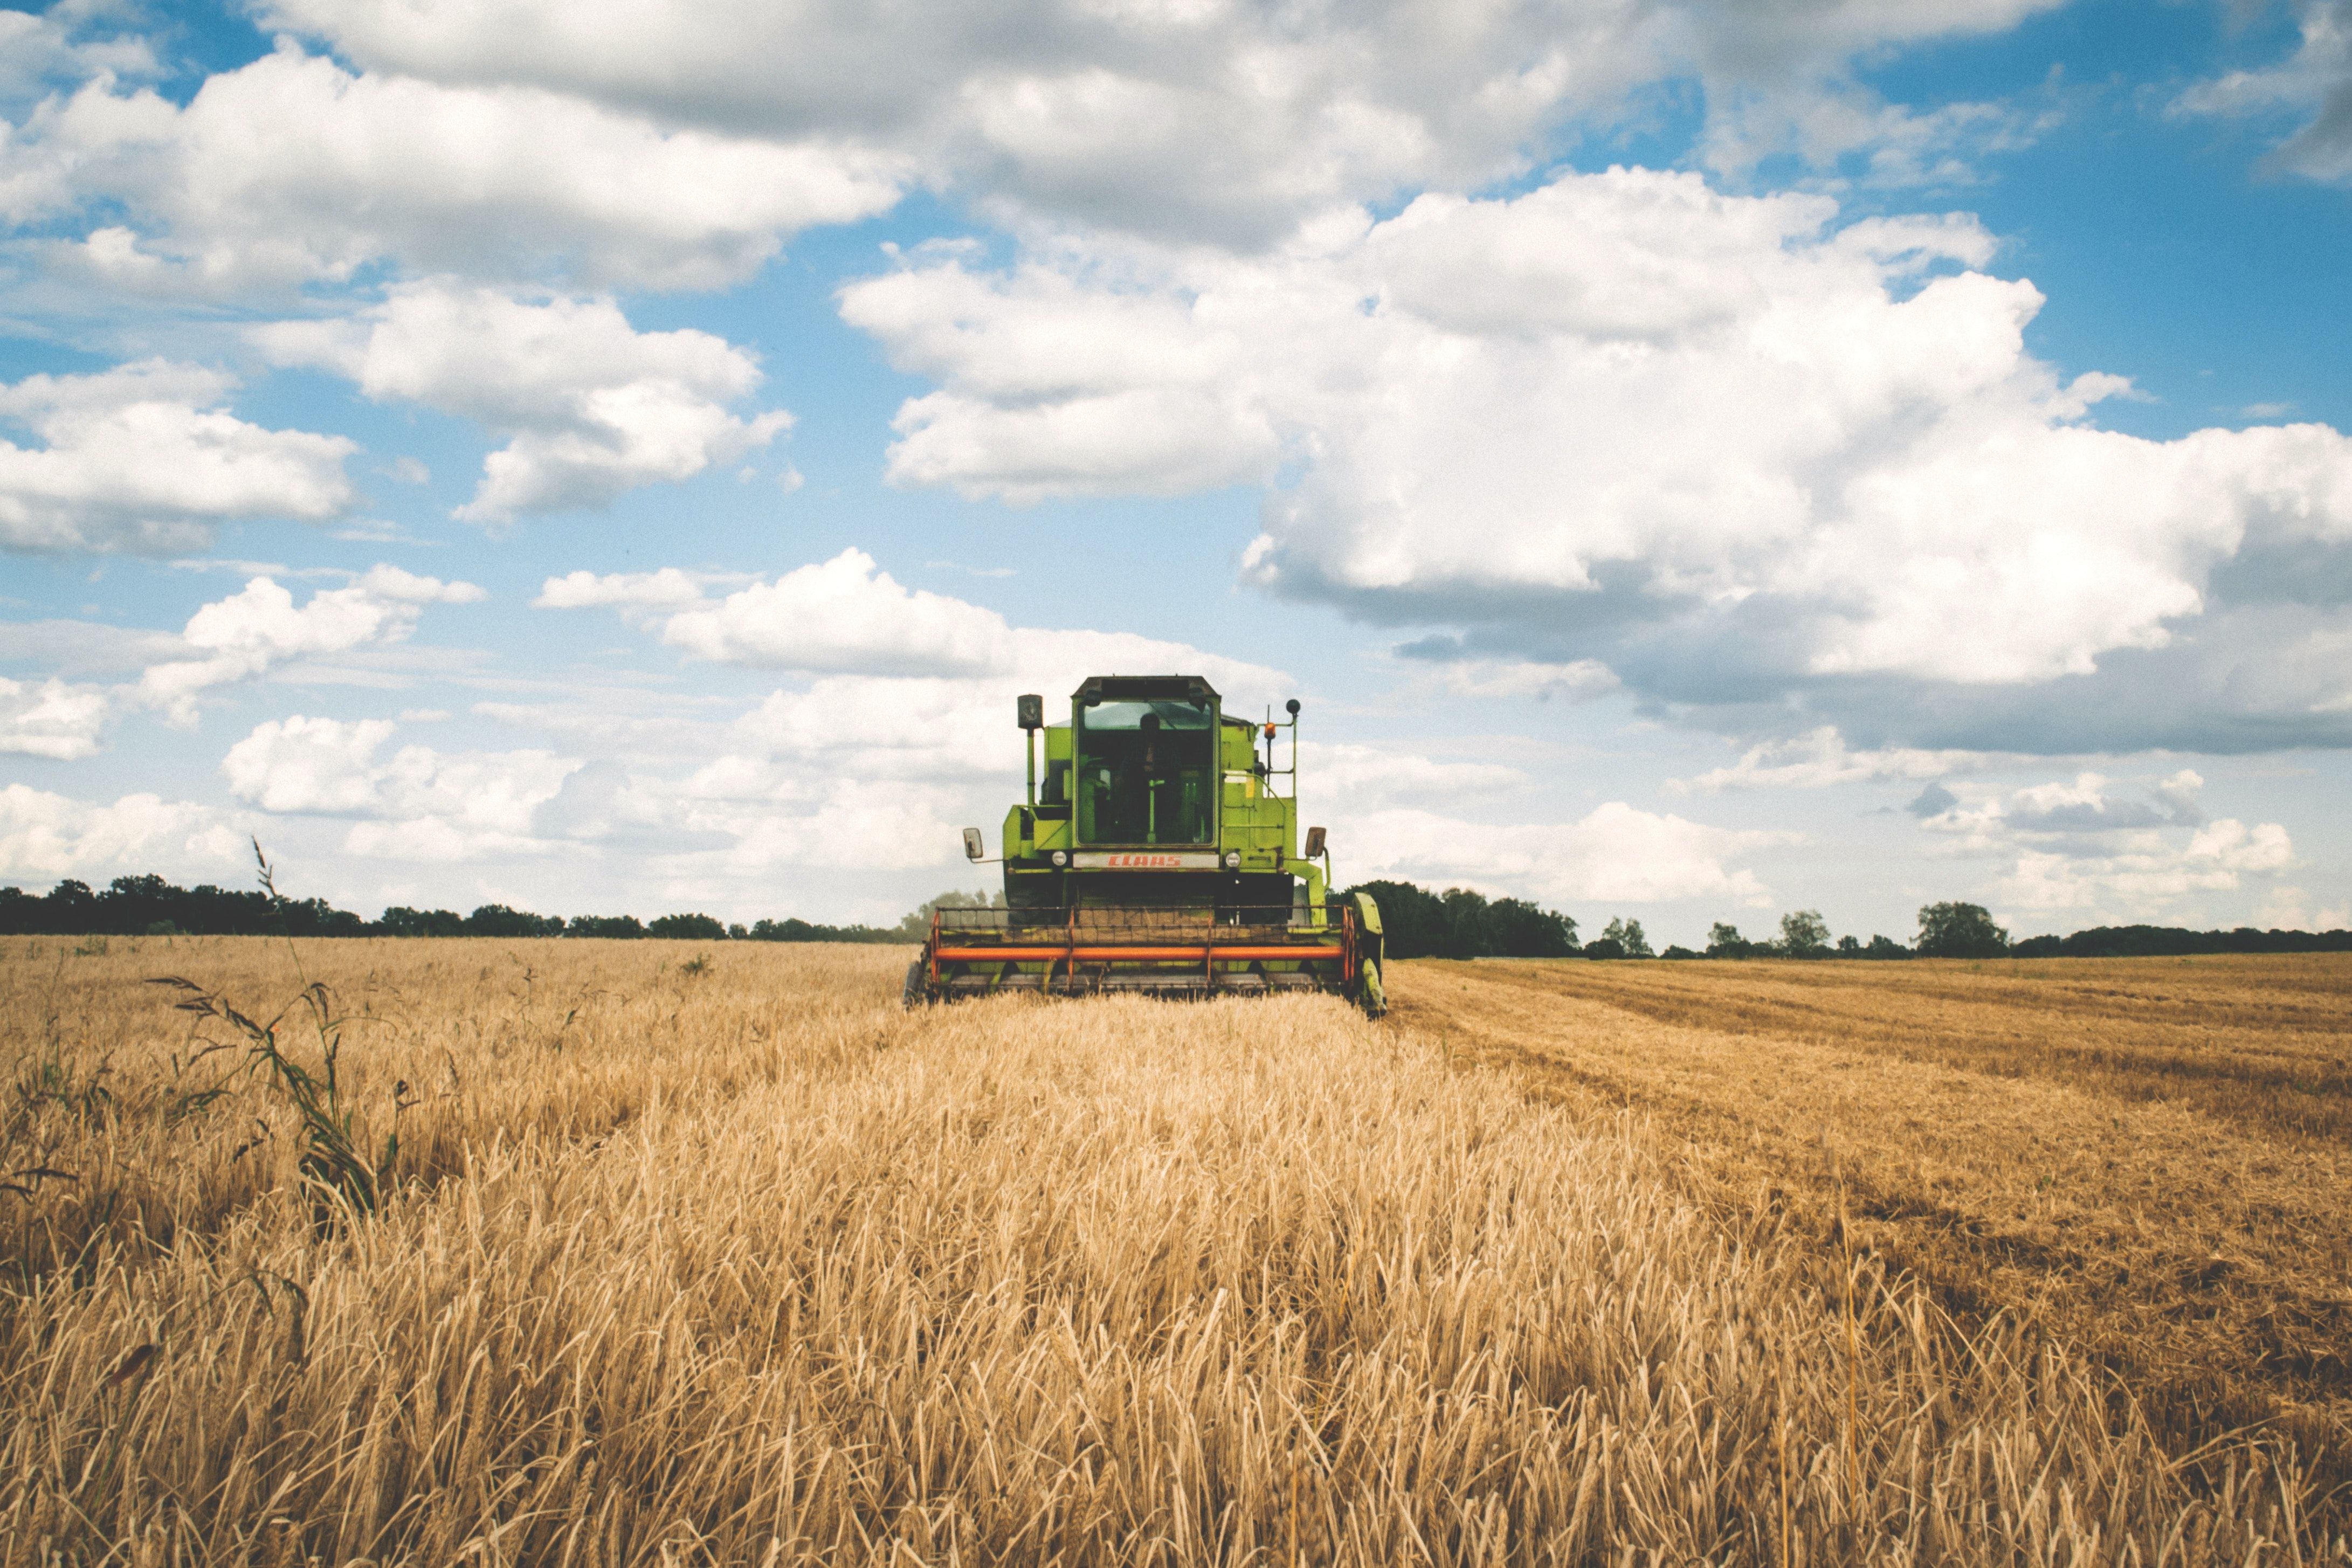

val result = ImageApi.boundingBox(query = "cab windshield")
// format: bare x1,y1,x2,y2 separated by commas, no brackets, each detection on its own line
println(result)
1075,698,1214,845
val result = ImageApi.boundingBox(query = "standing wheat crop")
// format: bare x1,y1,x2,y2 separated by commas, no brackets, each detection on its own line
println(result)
0,936,2331,1564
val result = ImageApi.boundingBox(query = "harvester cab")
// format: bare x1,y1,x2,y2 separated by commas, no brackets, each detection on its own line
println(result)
906,675,1385,1013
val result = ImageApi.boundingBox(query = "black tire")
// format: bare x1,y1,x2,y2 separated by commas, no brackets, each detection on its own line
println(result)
902,959,928,1009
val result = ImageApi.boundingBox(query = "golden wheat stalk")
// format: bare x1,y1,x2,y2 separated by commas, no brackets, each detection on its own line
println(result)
0,937,2331,1564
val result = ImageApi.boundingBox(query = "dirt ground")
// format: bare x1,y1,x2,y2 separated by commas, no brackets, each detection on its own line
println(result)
1392,954,2352,1477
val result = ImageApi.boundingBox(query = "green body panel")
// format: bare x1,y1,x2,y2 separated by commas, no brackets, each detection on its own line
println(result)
998,686,1328,920
916,673,1380,1015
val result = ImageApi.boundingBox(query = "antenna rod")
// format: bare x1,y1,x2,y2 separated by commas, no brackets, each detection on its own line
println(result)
1286,697,1301,805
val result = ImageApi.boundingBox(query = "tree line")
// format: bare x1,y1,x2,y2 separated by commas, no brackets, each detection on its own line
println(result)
1340,881,1933,961
0,874,913,945
4,872,2346,959
1341,884,2352,961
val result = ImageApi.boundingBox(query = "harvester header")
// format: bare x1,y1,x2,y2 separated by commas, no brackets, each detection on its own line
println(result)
905,675,1385,1012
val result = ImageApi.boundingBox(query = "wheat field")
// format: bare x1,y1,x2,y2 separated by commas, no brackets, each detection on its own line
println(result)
0,934,2339,1565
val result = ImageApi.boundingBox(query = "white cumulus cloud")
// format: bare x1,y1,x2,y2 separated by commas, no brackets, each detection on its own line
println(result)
8,45,905,292
0,360,354,554
658,549,1013,676
1677,726,1998,793
840,167,2352,747
1425,658,1621,703
724,678,1034,787
1999,823,2296,916
539,548,1305,881
256,285,791,520
0,7,160,110
0,676,109,760
1307,742,1530,816
1342,800,1782,908
2172,1,2352,185
1911,770,2294,922
553,547,1293,701
138,564,485,722
532,567,711,613
0,783,243,882
222,713,580,861
220,715,399,814
704,780,978,874
250,0,2062,246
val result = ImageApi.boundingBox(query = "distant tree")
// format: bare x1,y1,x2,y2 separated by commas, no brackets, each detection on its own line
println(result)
1440,888,1500,957
1342,881,1574,959
1835,934,1862,956
1778,910,1831,958
1582,936,1626,960
95,874,175,933
0,886,36,934
747,916,904,944
1347,881,1449,958
380,906,466,938
649,912,727,940
894,890,1005,939
49,880,95,921
1600,916,1652,958
464,903,562,937
1916,901,2009,958
1659,944,1701,959
568,914,647,940
167,883,278,935
727,922,749,941
52,860,368,938
23,866,2352,966
1484,896,1578,957
299,899,367,937
2019,924,2349,958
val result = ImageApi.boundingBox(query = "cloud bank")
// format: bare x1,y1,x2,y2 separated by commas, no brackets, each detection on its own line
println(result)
842,167,2352,753
255,286,791,520
0,361,354,554
139,565,485,723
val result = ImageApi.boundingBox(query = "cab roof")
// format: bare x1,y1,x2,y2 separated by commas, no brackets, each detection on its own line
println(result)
1071,675,1219,704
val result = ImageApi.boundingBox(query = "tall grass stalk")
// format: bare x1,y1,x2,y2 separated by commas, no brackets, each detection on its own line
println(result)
147,974,401,1221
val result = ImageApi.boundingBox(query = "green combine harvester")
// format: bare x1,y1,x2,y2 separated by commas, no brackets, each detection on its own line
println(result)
905,675,1385,1013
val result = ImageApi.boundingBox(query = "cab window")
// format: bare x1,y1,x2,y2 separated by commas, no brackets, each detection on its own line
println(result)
1075,699,1214,844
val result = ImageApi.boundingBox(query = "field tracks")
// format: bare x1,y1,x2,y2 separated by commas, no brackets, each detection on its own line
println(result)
1396,954,2352,1507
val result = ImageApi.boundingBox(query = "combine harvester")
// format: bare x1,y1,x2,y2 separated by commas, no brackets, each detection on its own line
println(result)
906,675,1385,1013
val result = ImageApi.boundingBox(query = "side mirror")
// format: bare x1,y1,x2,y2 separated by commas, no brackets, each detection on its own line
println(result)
1303,825,1326,859
962,827,985,861
1017,694,1043,730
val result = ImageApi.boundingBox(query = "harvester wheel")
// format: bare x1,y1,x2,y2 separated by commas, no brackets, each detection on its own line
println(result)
901,959,928,1009
1358,957,1386,1019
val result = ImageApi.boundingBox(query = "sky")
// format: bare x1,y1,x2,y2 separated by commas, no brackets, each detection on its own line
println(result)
1,0,2349,946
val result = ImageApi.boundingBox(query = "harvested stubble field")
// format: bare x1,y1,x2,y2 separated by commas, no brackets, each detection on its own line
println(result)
0,934,2341,1565
1392,956,2352,1501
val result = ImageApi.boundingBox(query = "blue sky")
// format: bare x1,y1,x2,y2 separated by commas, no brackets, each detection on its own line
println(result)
2,0,2348,944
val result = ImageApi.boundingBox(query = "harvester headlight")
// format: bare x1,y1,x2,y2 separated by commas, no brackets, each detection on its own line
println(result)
1051,849,1068,867
1223,851,1240,869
